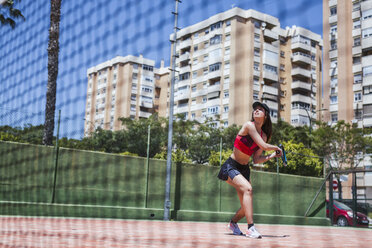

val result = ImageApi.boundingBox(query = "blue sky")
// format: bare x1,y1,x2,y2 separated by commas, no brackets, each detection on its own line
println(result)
0,0,322,138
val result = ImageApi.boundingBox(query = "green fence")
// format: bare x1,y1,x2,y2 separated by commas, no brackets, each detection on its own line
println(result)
0,141,329,225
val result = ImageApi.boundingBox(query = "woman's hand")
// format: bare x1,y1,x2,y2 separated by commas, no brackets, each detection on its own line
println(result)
274,147,282,157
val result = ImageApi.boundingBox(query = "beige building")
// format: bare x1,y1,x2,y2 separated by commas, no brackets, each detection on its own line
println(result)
84,55,169,136
323,0,372,203
171,7,323,128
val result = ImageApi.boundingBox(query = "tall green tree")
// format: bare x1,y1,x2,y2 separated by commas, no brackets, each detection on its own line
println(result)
265,140,323,177
43,0,61,145
0,0,25,28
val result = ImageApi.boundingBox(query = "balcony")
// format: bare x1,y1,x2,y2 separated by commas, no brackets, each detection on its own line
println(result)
291,42,311,52
353,83,362,92
262,70,278,82
174,89,190,101
329,14,337,24
352,10,361,19
291,108,310,118
262,93,277,101
140,100,153,108
207,70,221,80
291,80,312,91
352,28,361,37
363,116,372,127
352,46,361,55
329,0,336,7
139,111,152,118
291,67,311,78
353,64,362,73
178,39,192,50
207,84,221,93
291,94,312,105
179,66,190,74
292,52,312,65
363,93,372,105
179,52,190,62
329,103,338,112
176,104,189,113
363,75,372,86
190,88,207,98
206,98,220,107
362,36,372,50
263,29,278,42
262,99,278,110
262,85,278,95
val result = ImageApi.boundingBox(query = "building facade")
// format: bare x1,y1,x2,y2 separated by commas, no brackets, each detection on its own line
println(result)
84,55,169,136
323,0,372,204
171,8,322,128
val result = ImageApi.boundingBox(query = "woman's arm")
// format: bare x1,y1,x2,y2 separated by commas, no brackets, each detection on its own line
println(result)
252,132,281,164
245,122,280,152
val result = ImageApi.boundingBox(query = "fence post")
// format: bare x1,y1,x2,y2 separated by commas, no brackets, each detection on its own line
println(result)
329,171,334,225
352,171,357,227
145,124,150,208
51,109,61,203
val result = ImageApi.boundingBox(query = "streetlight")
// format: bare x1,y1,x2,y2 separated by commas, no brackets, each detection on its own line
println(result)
301,107,328,147
83,118,96,135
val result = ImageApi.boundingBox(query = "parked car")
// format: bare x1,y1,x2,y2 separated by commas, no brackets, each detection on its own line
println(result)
326,200,369,227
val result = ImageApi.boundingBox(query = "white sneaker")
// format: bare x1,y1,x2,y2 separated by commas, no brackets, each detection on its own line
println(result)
246,225,262,239
227,221,243,235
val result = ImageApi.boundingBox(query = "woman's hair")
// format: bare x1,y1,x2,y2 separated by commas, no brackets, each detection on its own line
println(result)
251,109,272,142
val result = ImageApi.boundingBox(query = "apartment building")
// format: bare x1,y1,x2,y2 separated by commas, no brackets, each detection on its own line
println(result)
84,55,169,136
171,7,322,128
323,0,372,203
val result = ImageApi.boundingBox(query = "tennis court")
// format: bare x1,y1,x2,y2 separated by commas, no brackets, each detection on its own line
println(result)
0,216,371,247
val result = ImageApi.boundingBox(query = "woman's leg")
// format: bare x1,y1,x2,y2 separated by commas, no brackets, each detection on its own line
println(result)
227,174,254,224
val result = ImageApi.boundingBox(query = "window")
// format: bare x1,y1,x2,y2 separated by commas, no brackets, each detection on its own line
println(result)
253,92,259,100
355,110,363,120
224,61,230,70
209,62,221,72
224,105,229,112
254,48,260,57
354,37,361,46
192,99,196,105
330,23,337,34
364,85,372,95
224,121,228,127
330,39,337,50
226,20,231,26
354,74,362,84
205,28,209,34
353,2,361,12
254,62,259,71
254,34,260,42
225,34,231,41
363,65,372,77
193,58,198,65
179,72,190,80
145,76,153,82
354,92,362,102
203,96,207,103
353,57,361,64
194,45,198,52
142,86,153,93
264,64,277,74
263,50,278,60
142,64,153,71
133,64,138,69
224,91,229,98
330,7,337,16
362,8,372,20
208,106,220,114
192,71,197,78
203,55,209,62
204,41,209,49
210,22,221,31
330,95,338,104
131,94,136,101
353,19,361,29
362,27,372,38
280,51,285,57
194,33,199,38
192,86,196,92
203,68,208,75
280,64,285,71
331,113,338,122
225,47,230,55
210,35,222,45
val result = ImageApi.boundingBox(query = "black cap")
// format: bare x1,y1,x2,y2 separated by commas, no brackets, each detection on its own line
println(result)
253,101,270,113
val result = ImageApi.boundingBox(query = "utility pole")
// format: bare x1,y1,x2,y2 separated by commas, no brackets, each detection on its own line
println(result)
164,0,181,221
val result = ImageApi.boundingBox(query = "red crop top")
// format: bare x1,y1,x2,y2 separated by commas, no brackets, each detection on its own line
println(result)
234,130,263,156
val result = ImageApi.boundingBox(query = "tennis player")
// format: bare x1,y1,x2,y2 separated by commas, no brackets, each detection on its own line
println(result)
217,101,282,239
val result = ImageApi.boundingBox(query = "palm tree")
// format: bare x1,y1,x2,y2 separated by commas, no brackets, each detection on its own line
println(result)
0,0,25,28
43,0,61,145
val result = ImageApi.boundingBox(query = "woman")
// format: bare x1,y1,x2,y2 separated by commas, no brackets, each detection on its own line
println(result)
217,101,282,239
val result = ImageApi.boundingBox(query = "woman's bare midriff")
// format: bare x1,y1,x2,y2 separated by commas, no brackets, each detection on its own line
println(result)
230,147,251,165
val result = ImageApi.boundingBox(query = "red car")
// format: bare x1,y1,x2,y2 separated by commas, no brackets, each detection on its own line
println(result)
326,200,369,227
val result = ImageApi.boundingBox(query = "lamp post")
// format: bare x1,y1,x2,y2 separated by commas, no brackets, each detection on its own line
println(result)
301,108,328,147
83,118,96,135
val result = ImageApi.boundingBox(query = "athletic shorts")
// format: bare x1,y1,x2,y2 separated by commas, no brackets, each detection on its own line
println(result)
217,157,250,181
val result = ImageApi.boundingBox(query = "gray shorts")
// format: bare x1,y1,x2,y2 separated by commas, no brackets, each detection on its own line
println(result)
217,157,250,181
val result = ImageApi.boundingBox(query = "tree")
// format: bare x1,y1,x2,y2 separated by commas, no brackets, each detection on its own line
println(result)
208,149,232,167
0,0,25,29
264,140,323,177
119,114,167,157
43,0,61,145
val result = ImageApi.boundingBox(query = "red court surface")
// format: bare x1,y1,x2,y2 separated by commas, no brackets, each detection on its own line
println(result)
0,216,371,247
